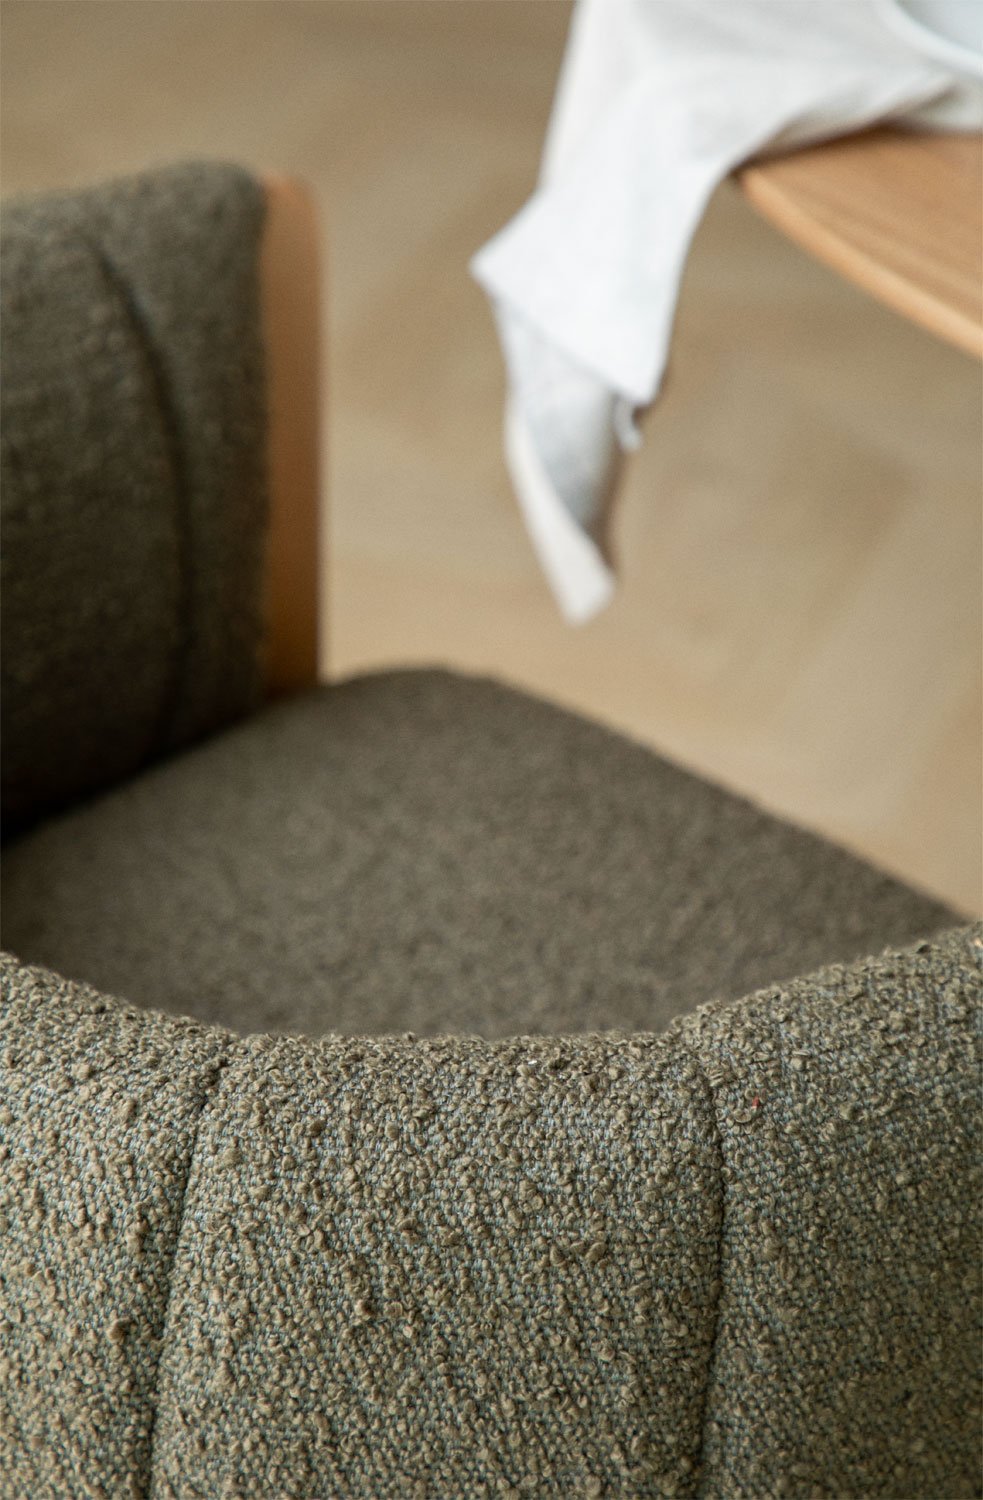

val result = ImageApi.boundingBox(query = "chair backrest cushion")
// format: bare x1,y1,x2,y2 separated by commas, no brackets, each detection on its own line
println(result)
1,162,268,833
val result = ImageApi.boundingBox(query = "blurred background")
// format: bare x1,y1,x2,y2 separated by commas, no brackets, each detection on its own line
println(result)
2,0,980,915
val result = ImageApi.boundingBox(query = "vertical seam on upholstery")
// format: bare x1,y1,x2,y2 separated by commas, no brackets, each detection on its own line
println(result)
78,229,196,760
142,1040,235,1500
690,1054,726,1500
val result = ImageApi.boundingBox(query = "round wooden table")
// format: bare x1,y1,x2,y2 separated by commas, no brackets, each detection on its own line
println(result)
738,127,982,359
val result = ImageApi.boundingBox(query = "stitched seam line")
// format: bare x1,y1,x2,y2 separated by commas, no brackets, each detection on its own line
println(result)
142,1039,236,1499
691,1053,726,1499
78,228,196,762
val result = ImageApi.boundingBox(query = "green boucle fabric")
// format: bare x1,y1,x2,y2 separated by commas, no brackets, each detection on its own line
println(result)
2,159,979,1499
0,163,268,833
0,955,231,1497
0,670,960,1041
672,926,983,1499
150,1030,722,1499
1,926,980,1497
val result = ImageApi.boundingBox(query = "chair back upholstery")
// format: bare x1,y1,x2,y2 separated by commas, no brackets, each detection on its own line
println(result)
1,164,269,833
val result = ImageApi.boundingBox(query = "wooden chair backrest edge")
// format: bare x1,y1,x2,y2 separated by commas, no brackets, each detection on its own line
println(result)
259,171,324,697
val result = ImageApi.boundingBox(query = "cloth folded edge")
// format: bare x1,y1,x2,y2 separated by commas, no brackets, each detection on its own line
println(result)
504,396,614,624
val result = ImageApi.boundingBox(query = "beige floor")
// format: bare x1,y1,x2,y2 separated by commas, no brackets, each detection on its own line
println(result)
3,0,981,915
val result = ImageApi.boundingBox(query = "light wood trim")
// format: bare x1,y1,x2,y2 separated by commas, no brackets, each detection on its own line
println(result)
738,128,983,360
259,171,323,695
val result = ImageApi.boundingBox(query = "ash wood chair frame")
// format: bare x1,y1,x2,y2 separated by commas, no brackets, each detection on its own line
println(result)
738,126,983,360
259,172,323,696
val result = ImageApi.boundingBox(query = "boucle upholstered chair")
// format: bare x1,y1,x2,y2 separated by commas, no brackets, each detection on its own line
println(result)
1,164,980,1500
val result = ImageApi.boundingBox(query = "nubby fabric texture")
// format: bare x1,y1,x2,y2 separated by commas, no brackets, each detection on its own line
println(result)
0,162,268,832
0,669,959,1041
1,927,980,1497
1,163,980,1499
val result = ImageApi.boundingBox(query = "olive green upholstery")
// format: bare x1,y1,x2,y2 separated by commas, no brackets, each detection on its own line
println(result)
1,161,267,833
1,164,979,1500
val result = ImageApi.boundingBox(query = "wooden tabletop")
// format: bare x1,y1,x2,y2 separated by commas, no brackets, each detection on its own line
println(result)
738,127,983,359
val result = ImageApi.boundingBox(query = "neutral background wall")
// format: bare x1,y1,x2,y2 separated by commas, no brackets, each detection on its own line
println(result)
3,0,980,914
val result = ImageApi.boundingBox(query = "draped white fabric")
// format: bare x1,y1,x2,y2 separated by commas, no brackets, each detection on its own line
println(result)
472,0,983,622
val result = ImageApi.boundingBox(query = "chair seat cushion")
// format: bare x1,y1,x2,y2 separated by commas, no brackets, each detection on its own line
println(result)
0,669,958,1037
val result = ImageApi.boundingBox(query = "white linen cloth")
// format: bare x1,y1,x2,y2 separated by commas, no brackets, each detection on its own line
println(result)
472,0,983,622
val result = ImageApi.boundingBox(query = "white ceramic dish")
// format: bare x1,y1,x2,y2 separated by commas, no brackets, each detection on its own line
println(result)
875,0,983,79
